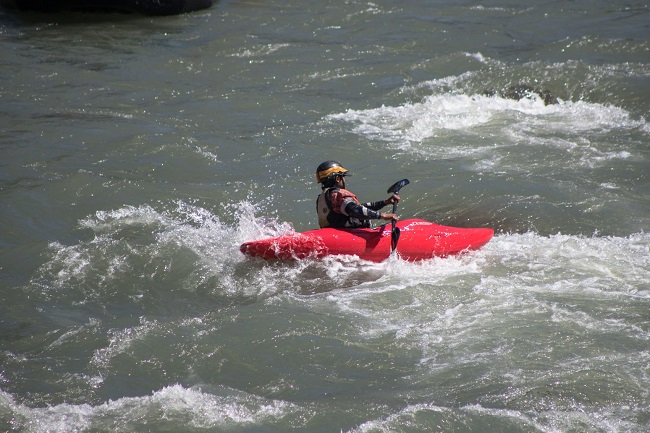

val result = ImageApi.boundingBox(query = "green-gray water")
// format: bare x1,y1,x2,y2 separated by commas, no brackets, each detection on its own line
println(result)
1,1,649,431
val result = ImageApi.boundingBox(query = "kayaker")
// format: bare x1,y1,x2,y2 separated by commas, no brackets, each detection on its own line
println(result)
316,160,400,229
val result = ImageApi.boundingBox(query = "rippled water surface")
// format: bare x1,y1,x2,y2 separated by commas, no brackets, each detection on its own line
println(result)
1,1,649,432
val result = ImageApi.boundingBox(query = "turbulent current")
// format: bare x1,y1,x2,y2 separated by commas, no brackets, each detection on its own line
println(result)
1,1,649,432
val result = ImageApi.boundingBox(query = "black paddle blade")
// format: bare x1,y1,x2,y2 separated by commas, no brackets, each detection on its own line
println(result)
388,178,408,253
391,227,401,252
387,179,410,194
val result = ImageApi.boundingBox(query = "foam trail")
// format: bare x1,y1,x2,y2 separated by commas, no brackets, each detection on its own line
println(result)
31,200,301,305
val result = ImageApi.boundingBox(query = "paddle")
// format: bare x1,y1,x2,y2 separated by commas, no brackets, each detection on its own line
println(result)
387,179,410,253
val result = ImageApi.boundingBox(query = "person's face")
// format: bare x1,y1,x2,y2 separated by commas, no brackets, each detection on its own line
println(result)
336,175,346,189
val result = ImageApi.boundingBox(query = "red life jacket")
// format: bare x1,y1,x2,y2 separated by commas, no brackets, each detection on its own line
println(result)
316,188,369,228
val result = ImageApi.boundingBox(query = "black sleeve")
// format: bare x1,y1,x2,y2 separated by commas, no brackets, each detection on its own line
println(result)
343,202,382,220
362,200,387,211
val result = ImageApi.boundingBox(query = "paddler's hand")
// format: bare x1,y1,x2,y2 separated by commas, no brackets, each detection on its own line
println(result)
384,194,400,206
380,212,399,222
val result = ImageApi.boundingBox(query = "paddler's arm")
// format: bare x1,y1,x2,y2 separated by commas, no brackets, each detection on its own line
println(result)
363,194,400,211
342,201,399,222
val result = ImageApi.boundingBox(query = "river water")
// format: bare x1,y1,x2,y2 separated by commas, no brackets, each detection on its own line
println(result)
1,1,649,432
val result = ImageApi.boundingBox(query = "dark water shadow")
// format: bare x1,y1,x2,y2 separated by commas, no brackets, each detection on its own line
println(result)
0,0,215,18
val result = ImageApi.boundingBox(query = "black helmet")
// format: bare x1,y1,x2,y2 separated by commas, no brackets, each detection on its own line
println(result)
316,160,349,184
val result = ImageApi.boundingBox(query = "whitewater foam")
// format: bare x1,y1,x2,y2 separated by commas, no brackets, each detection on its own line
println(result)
4,384,304,433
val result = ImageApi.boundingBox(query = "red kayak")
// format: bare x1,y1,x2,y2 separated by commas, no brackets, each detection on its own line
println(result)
240,218,493,262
